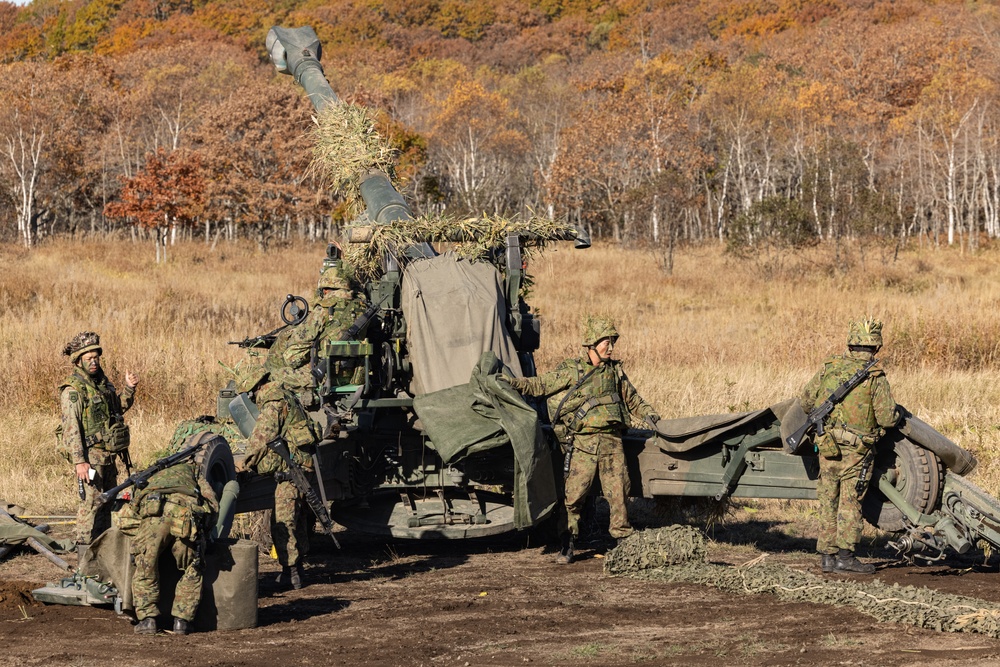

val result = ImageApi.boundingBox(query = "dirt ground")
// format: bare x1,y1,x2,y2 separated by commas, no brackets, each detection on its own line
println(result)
4,510,1000,667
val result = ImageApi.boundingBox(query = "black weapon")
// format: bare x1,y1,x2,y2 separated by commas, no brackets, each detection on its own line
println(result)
562,446,573,479
265,437,341,549
77,477,87,501
95,440,208,508
786,357,880,455
856,449,876,495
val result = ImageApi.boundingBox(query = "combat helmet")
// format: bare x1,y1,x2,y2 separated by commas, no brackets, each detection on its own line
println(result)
847,317,883,350
62,331,102,363
581,315,619,347
317,265,351,292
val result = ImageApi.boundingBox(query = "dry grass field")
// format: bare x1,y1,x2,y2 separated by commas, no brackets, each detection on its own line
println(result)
3,237,1000,515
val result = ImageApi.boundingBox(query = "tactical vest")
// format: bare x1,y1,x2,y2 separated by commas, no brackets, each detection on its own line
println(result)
817,355,883,437
546,359,626,436
253,384,318,474
58,369,130,452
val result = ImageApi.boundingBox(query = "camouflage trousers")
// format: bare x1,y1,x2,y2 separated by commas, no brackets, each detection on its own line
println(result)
565,432,633,539
272,480,309,567
74,457,119,545
816,444,869,554
131,504,204,622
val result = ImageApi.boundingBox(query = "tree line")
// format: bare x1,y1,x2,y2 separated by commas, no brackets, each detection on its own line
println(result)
1,0,998,261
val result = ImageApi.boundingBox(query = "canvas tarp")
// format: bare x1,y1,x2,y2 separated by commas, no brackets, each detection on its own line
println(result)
413,352,558,529
402,253,523,396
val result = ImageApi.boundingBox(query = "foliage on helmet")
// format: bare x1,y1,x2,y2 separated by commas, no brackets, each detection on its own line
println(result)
63,331,102,362
581,315,619,347
847,317,883,349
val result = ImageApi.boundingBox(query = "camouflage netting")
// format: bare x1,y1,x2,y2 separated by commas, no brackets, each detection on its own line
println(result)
607,527,1000,638
311,103,398,216
344,214,578,285
604,525,708,574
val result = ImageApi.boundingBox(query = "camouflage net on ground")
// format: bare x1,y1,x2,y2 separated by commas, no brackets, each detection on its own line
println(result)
344,214,578,285
311,103,398,216
607,526,1000,638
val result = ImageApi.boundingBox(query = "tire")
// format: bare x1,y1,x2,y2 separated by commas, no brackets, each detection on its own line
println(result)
195,435,237,499
861,437,944,532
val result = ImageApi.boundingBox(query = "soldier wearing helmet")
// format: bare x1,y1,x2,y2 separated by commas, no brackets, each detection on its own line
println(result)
241,379,320,590
263,251,368,408
57,331,140,547
506,315,660,564
800,317,900,575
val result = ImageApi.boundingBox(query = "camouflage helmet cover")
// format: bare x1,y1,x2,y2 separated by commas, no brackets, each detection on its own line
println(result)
317,264,351,292
847,317,883,349
581,315,620,347
63,331,102,363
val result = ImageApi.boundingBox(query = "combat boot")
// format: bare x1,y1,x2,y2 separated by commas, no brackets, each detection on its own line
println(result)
834,551,875,574
134,617,157,635
555,534,574,565
172,617,190,635
290,562,303,590
820,554,836,573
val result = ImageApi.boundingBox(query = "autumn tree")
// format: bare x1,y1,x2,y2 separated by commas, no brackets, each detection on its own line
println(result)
104,147,204,262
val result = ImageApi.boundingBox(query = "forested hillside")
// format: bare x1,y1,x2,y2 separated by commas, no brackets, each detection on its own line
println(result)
0,0,996,255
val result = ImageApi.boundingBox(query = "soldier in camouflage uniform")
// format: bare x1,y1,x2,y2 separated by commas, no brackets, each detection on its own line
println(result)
506,316,660,564
131,429,219,635
57,331,139,547
242,379,320,589
800,318,900,575
263,259,368,410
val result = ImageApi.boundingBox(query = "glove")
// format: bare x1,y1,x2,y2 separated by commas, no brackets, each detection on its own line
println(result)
645,414,661,430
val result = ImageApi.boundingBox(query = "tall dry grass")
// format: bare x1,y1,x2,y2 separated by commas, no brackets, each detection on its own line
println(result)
4,238,1000,514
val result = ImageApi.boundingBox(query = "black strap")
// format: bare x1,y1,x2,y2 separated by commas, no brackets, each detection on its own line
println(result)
551,362,601,428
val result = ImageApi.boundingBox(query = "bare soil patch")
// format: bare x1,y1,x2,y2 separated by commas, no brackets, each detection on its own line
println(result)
4,519,1000,667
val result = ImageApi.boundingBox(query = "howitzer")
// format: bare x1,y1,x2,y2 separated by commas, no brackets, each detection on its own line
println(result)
785,357,880,454
265,436,341,549
95,440,208,508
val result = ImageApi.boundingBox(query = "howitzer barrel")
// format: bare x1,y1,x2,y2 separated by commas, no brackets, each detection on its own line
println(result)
265,27,339,112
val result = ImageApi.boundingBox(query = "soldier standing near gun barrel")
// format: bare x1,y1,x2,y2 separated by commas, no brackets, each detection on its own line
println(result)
800,318,900,574
241,377,320,589
264,256,367,410
131,429,219,635
57,331,139,549
506,315,660,564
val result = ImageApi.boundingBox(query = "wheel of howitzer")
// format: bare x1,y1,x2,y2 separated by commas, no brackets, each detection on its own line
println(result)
195,435,238,498
861,437,944,532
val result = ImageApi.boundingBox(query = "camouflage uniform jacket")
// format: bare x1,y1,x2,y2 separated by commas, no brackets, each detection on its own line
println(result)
509,357,655,438
133,460,219,524
264,290,368,392
244,382,318,475
799,351,898,444
59,368,135,465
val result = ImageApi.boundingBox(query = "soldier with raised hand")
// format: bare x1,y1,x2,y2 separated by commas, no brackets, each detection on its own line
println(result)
131,428,220,636
57,331,139,548
800,317,900,575
241,377,320,590
506,315,660,564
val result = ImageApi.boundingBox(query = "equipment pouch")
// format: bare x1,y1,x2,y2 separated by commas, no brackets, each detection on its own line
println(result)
113,501,142,537
105,422,131,453
815,431,840,459
138,492,164,518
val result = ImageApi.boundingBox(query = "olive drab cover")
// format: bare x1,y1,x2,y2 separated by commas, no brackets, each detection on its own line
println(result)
402,252,523,396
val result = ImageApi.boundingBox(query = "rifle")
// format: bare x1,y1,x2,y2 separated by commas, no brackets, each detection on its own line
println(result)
266,437,341,549
95,440,208,508
786,357,880,455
